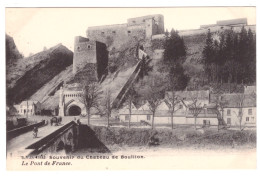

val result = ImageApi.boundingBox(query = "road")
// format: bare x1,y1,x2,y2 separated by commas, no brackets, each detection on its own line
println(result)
6,117,77,158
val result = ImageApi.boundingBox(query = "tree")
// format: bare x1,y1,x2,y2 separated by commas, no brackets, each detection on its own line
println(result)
210,92,228,131
124,85,137,128
164,29,186,63
104,88,112,127
182,92,205,130
234,93,245,131
80,82,101,125
135,72,166,129
165,92,182,130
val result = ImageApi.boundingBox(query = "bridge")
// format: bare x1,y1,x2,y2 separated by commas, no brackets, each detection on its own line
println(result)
6,118,109,158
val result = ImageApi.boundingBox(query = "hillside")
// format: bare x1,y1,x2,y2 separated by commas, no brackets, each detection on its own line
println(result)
6,44,73,105
182,33,207,89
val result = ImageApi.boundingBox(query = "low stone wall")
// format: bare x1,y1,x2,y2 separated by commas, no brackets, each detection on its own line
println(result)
7,120,46,140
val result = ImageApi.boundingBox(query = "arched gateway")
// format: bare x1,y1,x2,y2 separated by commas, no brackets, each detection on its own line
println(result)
59,86,86,116
68,105,81,116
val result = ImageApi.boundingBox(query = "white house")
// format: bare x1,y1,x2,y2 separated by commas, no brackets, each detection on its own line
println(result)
221,93,256,127
14,100,41,116
118,90,219,126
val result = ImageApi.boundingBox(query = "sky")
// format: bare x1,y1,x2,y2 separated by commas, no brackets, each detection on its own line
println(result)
5,7,256,57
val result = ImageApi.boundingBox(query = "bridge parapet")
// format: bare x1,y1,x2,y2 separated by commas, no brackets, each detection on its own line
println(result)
26,121,79,156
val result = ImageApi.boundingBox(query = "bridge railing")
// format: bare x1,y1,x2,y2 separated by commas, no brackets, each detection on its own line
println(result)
26,121,77,155
7,120,46,140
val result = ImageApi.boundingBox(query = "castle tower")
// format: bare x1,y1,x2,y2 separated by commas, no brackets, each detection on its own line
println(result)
73,36,108,81
59,86,65,117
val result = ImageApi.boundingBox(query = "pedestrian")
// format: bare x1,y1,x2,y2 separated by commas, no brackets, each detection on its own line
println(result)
33,126,38,138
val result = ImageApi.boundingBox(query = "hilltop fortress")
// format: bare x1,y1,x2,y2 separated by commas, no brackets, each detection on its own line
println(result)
73,14,165,74
73,15,255,75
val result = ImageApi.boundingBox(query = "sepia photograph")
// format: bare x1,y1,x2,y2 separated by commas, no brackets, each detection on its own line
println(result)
5,6,256,170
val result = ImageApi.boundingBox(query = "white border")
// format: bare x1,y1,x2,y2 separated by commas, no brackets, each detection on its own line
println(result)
0,0,259,177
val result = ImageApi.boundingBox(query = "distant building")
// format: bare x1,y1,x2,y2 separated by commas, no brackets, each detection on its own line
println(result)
200,18,248,29
14,100,41,116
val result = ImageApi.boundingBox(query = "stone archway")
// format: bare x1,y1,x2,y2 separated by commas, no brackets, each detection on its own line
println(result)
68,105,81,116
56,141,65,152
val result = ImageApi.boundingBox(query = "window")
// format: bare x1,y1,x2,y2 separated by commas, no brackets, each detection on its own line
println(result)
227,118,231,124
227,109,231,116
143,19,145,22
87,45,91,49
220,26,224,29
128,31,131,34
147,115,151,121
101,32,105,35
248,109,252,115
246,117,249,122
112,31,116,34
77,46,80,51
203,120,210,125
125,115,130,121
132,20,136,23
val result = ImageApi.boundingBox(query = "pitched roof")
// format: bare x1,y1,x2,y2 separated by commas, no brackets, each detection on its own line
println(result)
221,93,256,108
19,100,40,106
166,90,209,100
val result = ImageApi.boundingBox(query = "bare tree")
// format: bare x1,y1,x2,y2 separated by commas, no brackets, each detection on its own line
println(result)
234,93,245,131
136,73,166,129
80,82,101,125
165,92,182,130
124,85,136,128
182,92,205,130
104,88,113,127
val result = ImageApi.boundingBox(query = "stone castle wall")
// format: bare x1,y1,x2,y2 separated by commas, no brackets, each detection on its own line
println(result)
179,25,256,37
73,36,97,73
73,36,108,78
87,14,164,51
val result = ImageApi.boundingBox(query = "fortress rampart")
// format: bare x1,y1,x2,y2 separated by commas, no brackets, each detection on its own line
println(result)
86,14,164,51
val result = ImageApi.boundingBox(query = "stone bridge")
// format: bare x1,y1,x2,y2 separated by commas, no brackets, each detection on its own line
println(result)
26,121,79,155
6,121,110,157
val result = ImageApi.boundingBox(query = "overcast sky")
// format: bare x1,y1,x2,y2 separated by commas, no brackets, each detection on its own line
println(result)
5,7,256,57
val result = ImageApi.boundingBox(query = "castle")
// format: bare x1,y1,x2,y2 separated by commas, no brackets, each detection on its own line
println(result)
73,14,165,74
59,15,255,117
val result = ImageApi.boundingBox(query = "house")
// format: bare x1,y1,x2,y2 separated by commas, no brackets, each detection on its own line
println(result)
14,100,41,116
221,93,256,127
244,85,256,94
119,101,152,123
118,90,219,126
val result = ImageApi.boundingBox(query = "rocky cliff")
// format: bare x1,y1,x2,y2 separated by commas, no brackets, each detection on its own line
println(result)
6,43,73,105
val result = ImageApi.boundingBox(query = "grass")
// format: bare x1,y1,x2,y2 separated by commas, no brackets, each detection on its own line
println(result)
89,124,256,151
